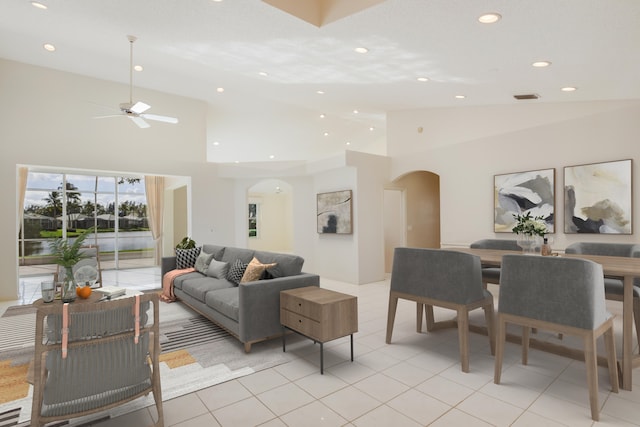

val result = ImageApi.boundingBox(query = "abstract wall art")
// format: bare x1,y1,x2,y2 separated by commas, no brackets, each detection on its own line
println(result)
564,159,632,234
494,168,555,233
317,190,352,234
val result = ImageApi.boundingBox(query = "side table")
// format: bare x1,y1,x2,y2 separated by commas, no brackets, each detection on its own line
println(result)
280,286,358,374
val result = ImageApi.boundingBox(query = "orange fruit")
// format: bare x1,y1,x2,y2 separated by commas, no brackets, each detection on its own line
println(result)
76,286,92,299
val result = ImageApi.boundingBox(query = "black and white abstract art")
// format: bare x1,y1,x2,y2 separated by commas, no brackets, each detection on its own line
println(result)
494,169,555,233
564,159,632,234
317,190,352,234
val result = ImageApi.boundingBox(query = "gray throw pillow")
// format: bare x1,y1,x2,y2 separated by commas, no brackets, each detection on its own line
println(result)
206,259,230,279
194,251,215,274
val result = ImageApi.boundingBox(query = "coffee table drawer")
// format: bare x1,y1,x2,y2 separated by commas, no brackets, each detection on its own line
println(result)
281,310,322,339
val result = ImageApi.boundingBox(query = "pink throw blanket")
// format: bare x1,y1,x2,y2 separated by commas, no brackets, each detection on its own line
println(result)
161,267,195,303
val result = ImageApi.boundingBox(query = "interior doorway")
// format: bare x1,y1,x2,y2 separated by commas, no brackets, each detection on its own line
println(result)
247,179,293,253
384,171,441,272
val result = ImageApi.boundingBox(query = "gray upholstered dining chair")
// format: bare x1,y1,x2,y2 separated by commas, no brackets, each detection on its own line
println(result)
494,254,618,421
31,293,163,426
565,242,640,349
386,247,494,373
470,239,520,287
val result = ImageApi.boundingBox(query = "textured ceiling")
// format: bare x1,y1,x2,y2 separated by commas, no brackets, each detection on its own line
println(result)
1,0,639,163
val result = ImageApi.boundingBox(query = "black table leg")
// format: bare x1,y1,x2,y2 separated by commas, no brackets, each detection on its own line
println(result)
350,334,354,362
320,342,324,374
282,326,286,352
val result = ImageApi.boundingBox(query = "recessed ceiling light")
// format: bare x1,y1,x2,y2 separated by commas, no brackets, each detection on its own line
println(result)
216,87,224,93
211,0,223,2
323,132,329,136
353,109,359,114
212,141,220,146
269,155,275,159
478,13,501,24
31,1,47,9
43,43,56,52
455,95,466,99
346,141,351,146
234,160,239,163
354,47,368,54
316,90,325,95
319,114,325,119
532,61,551,68
258,71,268,77
134,65,143,72
561,86,577,92
417,77,429,82
369,127,375,131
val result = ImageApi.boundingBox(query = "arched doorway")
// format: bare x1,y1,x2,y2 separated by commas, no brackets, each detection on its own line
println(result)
247,179,293,252
384,171,440,273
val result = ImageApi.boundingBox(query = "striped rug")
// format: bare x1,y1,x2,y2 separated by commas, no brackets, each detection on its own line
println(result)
0,301,293,426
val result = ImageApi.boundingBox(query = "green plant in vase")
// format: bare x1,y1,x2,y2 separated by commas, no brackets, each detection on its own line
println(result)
512,212,547,254
49,227,94,302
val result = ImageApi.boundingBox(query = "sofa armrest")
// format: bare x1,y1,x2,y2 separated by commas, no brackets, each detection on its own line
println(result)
237,273,320,344
161,256,177,278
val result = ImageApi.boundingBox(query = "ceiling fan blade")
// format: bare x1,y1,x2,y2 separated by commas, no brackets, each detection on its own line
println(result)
140,113,179,124
130,101,150,114
93,114,123,119
129,116,150,128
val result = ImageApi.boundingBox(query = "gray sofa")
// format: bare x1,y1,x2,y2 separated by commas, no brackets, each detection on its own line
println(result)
161,244,320,352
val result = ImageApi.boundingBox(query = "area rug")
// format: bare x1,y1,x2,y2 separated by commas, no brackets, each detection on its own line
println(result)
0,299,295,426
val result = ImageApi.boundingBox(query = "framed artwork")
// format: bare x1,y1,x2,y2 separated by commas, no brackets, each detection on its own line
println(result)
564,159,632,234
494,168,555,233
248,203,257,237
317,190,352,234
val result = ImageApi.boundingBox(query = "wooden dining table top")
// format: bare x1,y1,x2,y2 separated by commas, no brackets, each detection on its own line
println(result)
450,247,640,278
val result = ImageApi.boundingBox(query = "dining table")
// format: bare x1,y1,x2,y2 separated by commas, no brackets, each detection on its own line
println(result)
451,247,640,391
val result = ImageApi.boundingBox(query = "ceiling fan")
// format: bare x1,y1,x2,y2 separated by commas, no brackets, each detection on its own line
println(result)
95,35,178,129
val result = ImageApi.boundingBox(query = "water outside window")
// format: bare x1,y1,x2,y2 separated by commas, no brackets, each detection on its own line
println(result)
19,171,154,276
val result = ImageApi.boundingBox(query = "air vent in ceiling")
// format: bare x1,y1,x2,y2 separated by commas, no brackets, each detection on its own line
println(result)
514,93,540,100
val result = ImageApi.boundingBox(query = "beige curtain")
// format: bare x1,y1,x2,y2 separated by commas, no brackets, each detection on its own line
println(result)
17,166,28,231
144,176,165,265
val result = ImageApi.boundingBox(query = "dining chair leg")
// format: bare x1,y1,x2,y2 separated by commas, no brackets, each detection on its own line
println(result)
425,304,435,331
386,293,399,344
416,303,424,333
457,307,470,373
494,315,505,384
483,302,495,355
522,326,530,365
583,331,600,421
604,324,619,393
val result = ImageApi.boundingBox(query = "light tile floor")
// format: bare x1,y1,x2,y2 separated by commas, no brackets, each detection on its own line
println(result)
6,269,640,427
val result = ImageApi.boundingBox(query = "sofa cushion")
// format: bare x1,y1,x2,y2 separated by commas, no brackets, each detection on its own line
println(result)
241,257,278,283
194,251,216,274
227,259,248,285
205,288,239,321
176,247,201,269
172,271,204,290
202,245,225,261
221,247,254,264
182,276,234,301
207,259,229,279
253,251,304,277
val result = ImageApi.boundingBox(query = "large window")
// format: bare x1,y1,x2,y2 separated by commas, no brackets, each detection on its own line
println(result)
20,171,154,271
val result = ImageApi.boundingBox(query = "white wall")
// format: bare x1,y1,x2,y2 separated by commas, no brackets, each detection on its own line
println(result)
389,100,640,251
0,59,236,300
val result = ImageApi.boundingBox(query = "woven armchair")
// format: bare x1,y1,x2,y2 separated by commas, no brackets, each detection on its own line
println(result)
31,293,163,426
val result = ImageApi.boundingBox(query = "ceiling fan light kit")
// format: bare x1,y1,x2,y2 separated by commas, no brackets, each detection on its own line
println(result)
93,35,178,129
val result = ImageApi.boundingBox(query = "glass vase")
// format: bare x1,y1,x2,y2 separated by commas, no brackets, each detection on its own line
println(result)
61,266,77,302
516,234,542,255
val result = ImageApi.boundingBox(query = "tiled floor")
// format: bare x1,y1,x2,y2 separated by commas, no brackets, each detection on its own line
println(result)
7,269,640,426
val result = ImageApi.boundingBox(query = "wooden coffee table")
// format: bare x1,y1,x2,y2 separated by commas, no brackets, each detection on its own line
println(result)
280,286,358,374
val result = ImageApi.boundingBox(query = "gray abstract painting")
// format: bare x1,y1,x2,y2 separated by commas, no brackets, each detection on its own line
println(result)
317,190,352,234
564,159,632,234
494,169,555,233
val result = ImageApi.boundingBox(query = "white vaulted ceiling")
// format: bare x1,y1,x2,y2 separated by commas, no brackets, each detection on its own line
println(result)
1,0,639,164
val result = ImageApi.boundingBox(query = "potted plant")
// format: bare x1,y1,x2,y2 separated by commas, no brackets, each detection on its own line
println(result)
49,227,94,302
